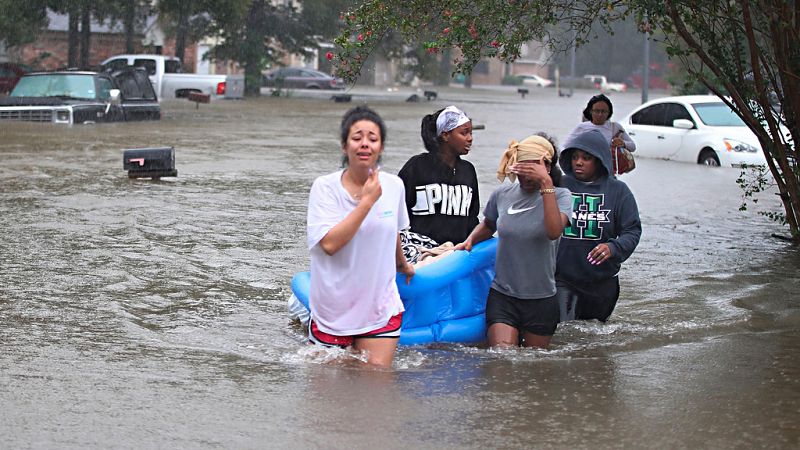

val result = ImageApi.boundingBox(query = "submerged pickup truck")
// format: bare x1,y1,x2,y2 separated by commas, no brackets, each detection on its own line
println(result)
0,68,160,124
101,54,227,100
583,74,627,93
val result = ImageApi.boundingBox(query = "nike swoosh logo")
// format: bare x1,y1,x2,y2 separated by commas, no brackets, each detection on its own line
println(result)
508,205,536,215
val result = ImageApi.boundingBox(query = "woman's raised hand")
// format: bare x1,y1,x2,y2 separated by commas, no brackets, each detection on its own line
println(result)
360,167,382,204
511,160,550,184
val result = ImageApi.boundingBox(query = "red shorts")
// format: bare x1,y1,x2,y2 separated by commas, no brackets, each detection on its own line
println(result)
308,313,403,348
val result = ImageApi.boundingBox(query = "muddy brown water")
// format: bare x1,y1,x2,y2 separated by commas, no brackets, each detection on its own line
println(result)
1,87,798,449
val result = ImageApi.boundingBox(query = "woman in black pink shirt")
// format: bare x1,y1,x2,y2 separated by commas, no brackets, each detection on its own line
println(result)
398,106,480,261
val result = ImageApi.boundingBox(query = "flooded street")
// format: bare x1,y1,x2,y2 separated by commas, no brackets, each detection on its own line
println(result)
1,86,799,449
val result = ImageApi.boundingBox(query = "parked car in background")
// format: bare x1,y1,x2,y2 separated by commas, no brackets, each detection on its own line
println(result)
262,67,345,90
620,95,767,167
517,74,553,87
583,74,627,93
101,54,228,99
0,68,160,124
0,62,32,94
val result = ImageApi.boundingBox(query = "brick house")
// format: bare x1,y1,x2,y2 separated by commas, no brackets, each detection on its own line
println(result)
6,11,211,73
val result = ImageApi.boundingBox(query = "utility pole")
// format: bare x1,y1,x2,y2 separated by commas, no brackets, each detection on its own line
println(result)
568,30,576,97
642,16,651,104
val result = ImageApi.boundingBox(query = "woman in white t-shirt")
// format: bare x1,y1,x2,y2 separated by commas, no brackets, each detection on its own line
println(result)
306,106,415,367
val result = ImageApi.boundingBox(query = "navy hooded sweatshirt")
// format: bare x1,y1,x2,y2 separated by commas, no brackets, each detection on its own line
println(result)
556,129,642,284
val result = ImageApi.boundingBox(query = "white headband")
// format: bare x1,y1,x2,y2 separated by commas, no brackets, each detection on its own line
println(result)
436,106,470,136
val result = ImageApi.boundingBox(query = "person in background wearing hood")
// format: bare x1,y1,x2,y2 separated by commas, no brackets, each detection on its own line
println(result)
564,94,636,153
556,129,642,323
398,106,479,263
456,134,572,349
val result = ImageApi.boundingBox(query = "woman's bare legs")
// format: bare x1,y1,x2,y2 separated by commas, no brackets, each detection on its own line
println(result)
353,337,399,367
522,332,551,349
488,323,551,349
487,323,519,348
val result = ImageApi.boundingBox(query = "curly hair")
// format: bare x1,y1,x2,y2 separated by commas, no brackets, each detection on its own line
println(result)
581,94,614,121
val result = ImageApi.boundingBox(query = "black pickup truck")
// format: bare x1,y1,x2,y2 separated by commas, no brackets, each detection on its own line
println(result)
0,67,160,124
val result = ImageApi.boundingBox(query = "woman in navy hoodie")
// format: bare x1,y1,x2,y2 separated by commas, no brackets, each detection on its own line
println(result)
556,129,642,322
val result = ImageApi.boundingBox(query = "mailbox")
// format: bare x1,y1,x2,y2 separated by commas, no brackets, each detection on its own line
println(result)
123,147,177,179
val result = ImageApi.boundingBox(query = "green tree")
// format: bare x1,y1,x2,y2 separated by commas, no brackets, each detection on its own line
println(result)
205,0,315,96
332,0,800,243
0,0,48,49
636,1,799,240
157,0,215,65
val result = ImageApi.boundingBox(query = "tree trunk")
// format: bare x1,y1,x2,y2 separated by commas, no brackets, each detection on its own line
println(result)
175,3,189,65
124,0,136,53
79,8,91,70
435,49,451,86
243,0,266,97
68,11,79,68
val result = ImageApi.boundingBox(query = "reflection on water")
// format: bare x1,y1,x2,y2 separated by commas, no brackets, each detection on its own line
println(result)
1,89,798,448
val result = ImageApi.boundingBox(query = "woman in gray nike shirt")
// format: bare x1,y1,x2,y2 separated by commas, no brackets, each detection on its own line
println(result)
456,134,572,349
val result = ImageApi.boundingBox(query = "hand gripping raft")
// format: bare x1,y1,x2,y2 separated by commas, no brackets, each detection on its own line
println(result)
290,238,497,346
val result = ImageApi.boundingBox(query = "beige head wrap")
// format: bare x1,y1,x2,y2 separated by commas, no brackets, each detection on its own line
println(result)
496,135,555,182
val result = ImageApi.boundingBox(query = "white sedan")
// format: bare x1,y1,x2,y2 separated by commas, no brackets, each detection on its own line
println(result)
517,74,553,87
620,95,767,167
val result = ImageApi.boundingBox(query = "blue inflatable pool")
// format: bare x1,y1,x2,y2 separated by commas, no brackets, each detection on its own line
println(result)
290,238,497,346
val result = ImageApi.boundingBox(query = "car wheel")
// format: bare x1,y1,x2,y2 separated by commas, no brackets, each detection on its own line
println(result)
699,149,720,166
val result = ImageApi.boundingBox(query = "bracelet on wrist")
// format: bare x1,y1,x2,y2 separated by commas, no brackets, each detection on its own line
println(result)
540,188,556,195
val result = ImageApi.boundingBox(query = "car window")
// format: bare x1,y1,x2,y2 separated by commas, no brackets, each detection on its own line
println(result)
133,59,157,76
10,74,96,99
104,58,130,71
692,102,747,126
284,68,301,77
97,77,114,100
663,103,694,127
134,70,157,100
631,103,668,126
115,71,144,99
164,60,183,73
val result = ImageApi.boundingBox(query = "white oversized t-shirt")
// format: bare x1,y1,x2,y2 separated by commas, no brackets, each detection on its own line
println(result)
307,170,409,336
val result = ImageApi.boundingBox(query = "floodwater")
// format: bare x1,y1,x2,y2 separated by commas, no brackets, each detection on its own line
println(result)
1,86,799,449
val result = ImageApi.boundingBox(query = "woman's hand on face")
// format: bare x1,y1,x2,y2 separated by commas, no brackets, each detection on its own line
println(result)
511,161,551,185
360,167,382,204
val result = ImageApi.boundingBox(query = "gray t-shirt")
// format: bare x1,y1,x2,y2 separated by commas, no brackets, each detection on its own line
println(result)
484,183,572,299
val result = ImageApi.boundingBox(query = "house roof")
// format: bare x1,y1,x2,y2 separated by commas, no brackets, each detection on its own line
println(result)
47,10,125,33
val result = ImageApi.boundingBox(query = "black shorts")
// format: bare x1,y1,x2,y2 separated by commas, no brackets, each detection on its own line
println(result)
556,277,620,322
485,288,559,336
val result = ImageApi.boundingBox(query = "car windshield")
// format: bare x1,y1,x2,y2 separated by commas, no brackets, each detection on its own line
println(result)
10,74,96,99
692,102,746,127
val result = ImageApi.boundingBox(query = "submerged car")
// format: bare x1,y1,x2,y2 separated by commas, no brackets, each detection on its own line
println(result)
517,74,553,87
262,67,345,90
0,68,160,124
620,95,767,167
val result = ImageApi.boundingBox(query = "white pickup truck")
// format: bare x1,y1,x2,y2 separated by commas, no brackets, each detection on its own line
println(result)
583,74,627,93
101,54,228,100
